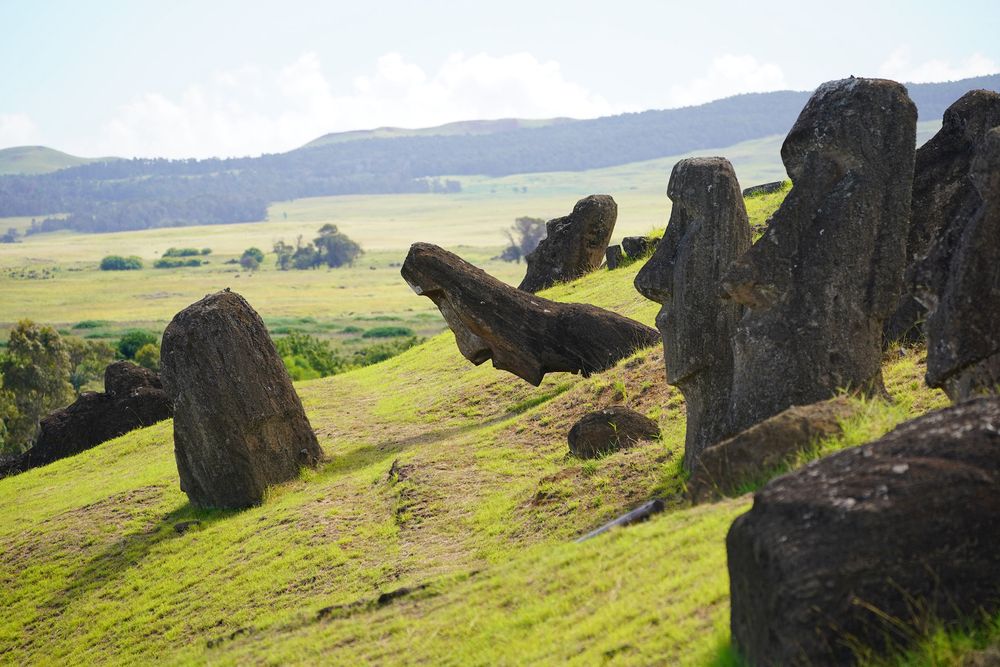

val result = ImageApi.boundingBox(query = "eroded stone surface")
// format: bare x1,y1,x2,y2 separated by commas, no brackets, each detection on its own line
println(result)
688,396,858,502
567,406,660,459
722,77,916,433
23,361,172,471
919,126,1000,401
519,195,617,293
635,157,751,467
160,290,321,509
402,243,659,386
728,397,1000,666
885,90,1000,345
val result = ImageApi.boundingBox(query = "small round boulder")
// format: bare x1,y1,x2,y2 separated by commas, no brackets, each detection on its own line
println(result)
568,406,660,459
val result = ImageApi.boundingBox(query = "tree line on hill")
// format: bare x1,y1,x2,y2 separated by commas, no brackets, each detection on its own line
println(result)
0,75,995,235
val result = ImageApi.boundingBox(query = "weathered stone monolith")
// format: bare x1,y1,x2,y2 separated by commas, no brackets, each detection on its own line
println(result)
728,397,1000,666
605,245,623,270
884,90,1000,345
721,77,917,434
919,127,1000,401
621,235,657,259
519,195,617,293
160,290,321,509
634,157,751,467
401,243,659,386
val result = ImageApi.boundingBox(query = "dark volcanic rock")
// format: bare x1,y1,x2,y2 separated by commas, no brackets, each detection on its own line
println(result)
568,406,660,459
519,195,617,293
635,157,751,467
728,397,1000,666
25,361,172,470
105,360,162,396
741,181,786,198
722,78,917,434
621,235,657,259
605,244,623,270
918,127,1000,401
688,396,858,502
160,290,321,509
885,90,1000,346
401,243,659,386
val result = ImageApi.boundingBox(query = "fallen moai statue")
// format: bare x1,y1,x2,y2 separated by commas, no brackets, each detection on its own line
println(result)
567,406,660,459
917,126,1000,401
160,289,322,509
728,396,1000,666
11,361,172,475
635,157,751,468
722,77,917,435
884,89,1000,346
401,242,659,386
687,396,858,503
519,194,617,293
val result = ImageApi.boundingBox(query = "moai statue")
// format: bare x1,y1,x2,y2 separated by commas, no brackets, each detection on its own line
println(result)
721,77,917,433
635,157,751,468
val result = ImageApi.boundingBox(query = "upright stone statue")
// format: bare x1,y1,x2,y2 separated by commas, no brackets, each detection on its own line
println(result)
721,77,917,433
519,195,617,293
160,289,322,509
635,158,751,467
884,90,1000,345
919,127,1000,401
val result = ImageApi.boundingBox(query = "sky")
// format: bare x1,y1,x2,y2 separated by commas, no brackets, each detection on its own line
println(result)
1,0,998,159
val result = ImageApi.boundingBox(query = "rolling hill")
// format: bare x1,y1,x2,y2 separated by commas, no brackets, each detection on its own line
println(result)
0,146,114,176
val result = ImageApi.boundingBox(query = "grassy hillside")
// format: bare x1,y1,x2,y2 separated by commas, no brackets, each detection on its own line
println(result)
0,146,111,175
0,239,963,664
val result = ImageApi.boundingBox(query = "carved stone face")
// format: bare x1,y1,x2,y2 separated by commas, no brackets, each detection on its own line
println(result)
971,128,1000,195
636,157,750,385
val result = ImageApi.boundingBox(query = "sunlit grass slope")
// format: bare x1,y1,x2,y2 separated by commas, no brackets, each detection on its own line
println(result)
0,230,955,665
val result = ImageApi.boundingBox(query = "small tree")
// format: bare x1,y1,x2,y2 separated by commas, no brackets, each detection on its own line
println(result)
0,320,74,453
240,247,264,272
117,330,158,360
499,216,546,263
66,337,115,394
134,343,160,371
314,224,362,268
273,241,294,270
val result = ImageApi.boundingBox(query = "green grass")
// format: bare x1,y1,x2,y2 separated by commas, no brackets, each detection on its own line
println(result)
0,245,961,665
0,146,113,176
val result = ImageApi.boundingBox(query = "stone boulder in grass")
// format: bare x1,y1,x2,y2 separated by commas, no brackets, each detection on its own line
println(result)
727,397,1000,666
568,406,660,459
23,361,172,471
160,289,322,509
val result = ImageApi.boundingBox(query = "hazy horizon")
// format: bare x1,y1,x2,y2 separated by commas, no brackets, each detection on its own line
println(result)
3,0,998,159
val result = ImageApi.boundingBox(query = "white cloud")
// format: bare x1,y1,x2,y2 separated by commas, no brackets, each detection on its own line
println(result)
0,113,38,147
877,47,999,83
83,51,615,159
664,54,788,108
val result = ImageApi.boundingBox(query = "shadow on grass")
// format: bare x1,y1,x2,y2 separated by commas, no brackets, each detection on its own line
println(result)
35,500,237,626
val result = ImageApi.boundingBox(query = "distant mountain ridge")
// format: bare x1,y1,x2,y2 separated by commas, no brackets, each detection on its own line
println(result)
1,73,997,234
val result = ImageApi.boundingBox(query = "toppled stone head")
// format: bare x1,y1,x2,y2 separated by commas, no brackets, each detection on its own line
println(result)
402,242,659,386
634,157,751,466
519,195,617,293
